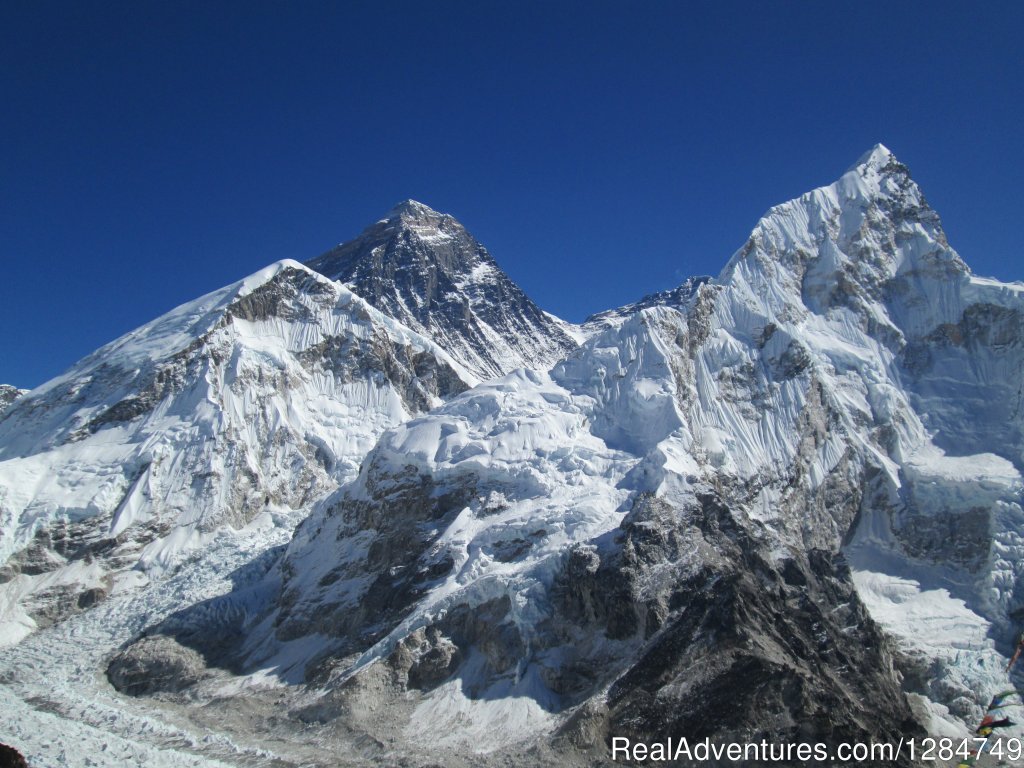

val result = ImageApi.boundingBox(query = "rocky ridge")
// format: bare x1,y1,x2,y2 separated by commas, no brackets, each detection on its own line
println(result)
0,261,470,645
583,275,712,330
306,199,580,381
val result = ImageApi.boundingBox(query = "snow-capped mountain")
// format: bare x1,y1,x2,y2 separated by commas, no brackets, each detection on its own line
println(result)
4,146,1023,768
0,260,470,646
1,189,589,648
306,200,580,380
97,145,1024,763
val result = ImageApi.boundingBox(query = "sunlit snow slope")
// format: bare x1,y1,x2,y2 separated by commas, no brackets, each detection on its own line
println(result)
0,260,469,645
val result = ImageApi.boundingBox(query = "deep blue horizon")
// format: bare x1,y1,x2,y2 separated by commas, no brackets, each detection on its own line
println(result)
3,1,1023,388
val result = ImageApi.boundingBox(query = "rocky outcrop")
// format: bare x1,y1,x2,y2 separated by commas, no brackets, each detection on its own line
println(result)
0,743,28,768
106,635,208,696
588,495,919,760
307,200,579,381
0,384,26,415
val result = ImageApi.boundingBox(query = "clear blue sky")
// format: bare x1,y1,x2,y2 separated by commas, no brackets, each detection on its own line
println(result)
2,1,1022,388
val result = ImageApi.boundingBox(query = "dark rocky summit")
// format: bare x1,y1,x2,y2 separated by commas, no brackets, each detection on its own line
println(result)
307,200,578,380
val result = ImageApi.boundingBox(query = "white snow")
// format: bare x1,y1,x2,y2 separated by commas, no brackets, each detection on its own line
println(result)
0,259,471,645
4,146,1024,761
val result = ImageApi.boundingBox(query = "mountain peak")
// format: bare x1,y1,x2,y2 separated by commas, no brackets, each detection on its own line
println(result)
849,142,896,171
381,199,447,223
306,203,579,380
718,143,964,333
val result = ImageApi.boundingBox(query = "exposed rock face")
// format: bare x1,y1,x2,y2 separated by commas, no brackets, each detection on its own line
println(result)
106,634,208,696
0,743,28,768
0,385,26,415
307,200,579,381
591,496,917,757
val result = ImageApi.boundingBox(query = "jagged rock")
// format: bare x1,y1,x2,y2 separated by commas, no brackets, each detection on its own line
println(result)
307,200,579,381
76,586,107,609
0,385,26,416
106,635,208,696
391,627,462,690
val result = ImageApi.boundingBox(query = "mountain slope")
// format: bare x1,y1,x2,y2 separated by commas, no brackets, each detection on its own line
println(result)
99,145,1024,764
306,200,579,381
0,260,469,646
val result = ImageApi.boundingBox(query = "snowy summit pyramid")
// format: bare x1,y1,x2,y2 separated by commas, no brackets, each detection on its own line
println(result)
306,200,579,381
